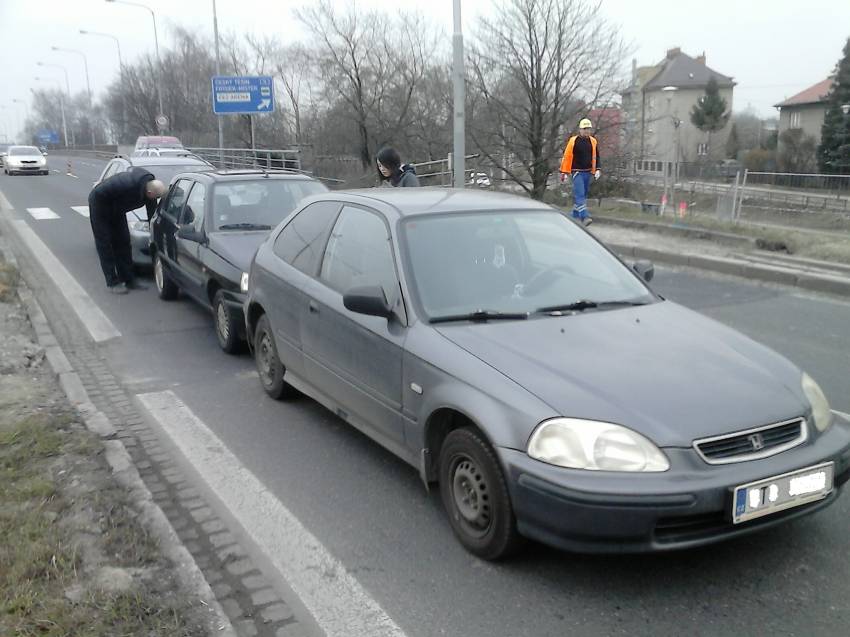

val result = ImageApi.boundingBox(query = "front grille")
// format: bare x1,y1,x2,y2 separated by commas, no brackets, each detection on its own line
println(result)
694,418,806,465
21,160,38,164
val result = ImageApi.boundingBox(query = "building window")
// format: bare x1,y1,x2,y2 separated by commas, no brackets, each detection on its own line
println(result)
790,111,801,128
697,143,709,156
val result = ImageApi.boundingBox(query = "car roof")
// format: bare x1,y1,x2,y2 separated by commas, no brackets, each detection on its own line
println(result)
173,169,320,182
122,155,212,167
326,188,553,217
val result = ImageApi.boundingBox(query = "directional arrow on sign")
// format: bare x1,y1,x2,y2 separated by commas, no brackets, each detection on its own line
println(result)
258,98,272,110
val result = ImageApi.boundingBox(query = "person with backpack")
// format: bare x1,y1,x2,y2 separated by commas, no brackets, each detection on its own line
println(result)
376,147,420,187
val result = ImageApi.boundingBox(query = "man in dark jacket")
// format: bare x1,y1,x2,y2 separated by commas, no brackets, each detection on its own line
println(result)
88,167,167,294
376,147,420,187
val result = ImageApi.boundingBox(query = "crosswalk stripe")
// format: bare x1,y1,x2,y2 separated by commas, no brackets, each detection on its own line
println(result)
26,207,60,220
71,206,90,218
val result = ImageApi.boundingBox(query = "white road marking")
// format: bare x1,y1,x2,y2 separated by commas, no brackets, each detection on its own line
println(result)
51,169,62,174
71,206,90,218
137,390,407,637
834,410,850,421
26,207,60,220
66,173,79,179
9,219,121,342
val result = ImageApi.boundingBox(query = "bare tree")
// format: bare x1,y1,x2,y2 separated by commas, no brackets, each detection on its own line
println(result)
468,0,627,199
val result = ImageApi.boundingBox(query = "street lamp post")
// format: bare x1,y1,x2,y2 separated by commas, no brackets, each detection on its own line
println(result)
34,77,69,148
11,98,24,142
37,62,75,147
106,0,165,130
52,46,96,147
841,104,850,174
662,86,678,214
452,0,465,188
80,29,127,143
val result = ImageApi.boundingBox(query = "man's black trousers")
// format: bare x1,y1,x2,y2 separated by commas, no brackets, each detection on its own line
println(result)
88,191,135,287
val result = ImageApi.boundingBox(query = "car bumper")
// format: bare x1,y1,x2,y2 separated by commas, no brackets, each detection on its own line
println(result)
6,164,47,174
500,414,850,553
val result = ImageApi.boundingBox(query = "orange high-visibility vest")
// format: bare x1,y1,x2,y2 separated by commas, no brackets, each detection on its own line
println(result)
560,135,598,174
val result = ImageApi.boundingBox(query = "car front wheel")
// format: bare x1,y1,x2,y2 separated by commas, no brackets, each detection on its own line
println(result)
254,314,299,400
439,428,522,560
153,253,178,300
213,290,241,354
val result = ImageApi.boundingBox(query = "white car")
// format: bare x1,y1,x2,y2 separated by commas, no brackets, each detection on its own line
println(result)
3,145,48,176
467,171,491,188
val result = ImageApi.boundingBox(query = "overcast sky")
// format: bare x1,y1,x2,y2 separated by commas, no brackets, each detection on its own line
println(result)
1,0,848,140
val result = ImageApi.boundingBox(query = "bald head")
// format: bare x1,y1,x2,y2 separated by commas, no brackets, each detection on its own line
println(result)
145,179,167,200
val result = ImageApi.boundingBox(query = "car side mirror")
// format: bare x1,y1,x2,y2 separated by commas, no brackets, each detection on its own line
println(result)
632,259,654,282
177,224,203,243
343,285,393,318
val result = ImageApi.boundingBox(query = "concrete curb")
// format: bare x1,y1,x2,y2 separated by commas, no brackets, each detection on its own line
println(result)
0,241,237,637
594,214,757,249
608,242,850,298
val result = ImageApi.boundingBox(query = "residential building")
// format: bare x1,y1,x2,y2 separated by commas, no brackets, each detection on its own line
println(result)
621,48,735,171
774,77,833,150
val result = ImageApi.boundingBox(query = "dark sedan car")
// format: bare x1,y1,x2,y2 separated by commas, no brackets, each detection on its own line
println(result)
244,188,850,559
151,170,327,352
94,154,216,267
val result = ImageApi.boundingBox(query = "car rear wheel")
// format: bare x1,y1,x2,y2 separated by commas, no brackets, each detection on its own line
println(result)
439,428,522,560
213,290,241,355
254,314,299,400
153,253,178,300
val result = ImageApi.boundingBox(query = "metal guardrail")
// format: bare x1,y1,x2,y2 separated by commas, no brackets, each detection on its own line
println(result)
187,147,345,184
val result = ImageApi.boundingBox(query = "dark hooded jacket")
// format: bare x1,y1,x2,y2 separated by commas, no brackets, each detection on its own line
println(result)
91,167,157,220
390,164,420,187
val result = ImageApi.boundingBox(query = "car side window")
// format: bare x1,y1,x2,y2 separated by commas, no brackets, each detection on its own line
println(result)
320,206,398,300
182,183,206,232
163,179,191,220
273,201,340,276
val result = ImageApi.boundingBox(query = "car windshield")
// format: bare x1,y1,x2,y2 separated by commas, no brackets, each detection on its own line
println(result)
211,180,327,230
10,146,41,156
401,210,655,319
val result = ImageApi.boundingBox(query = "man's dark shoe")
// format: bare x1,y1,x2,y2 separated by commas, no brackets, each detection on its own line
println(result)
125,280,148,290
108,282,129,295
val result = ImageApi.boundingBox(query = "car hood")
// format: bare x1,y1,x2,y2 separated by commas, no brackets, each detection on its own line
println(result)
434,301,808,447
7,154,44,162
207,231,268,271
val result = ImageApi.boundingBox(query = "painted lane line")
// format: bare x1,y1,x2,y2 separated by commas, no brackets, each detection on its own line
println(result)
10,219,121,343
137,390,407,637
26,207,60,220
71,206,90,218
835,410,850,421
66,173,79,179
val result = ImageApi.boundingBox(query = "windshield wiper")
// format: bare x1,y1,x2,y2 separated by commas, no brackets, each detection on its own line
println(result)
535,299,649,314
217,222,272,230
429,309,529,324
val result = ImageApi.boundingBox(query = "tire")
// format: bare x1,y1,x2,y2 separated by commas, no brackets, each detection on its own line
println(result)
153,252,178,300
253,314,299,400
439,428,522,560
213,290,241,354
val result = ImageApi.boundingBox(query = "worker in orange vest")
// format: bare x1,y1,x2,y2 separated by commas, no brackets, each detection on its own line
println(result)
559,118,601,226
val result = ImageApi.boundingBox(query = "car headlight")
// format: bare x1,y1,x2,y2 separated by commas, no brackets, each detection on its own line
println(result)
802,372,832,432
527,418,670,472
240,272,250,293
129,220,150,233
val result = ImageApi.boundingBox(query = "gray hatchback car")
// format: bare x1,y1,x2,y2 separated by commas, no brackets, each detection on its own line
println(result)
244,189,850,559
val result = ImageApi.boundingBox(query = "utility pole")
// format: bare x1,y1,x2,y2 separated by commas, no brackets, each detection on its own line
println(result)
452,0,465,188
213,0,224,154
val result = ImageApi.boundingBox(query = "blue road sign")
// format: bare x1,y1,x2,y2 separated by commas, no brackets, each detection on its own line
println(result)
211,76,275,115
36,130,59,144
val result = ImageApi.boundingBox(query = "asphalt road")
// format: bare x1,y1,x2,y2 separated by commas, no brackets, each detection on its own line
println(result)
2,155,850,637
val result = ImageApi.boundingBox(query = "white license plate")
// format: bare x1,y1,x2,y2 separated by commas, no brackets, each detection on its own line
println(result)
732,462,834,524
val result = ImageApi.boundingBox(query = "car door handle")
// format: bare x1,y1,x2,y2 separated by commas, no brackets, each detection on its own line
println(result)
308,301,319,314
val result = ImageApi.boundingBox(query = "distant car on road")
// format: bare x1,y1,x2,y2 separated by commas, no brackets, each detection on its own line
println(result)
151,170,327,353
93,155,215,268
134,135,184,151
3,145,49,176
133,148,196,158
468,172,492,188
244,188,850,560
0,143,12,167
